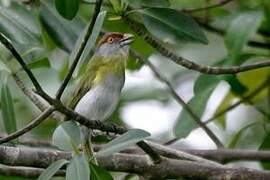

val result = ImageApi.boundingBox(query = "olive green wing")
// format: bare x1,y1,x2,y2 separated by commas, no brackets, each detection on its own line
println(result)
67,56,104,110
67,73,94,110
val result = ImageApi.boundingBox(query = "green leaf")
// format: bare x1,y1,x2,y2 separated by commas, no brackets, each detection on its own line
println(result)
173,105,198,138
142,0,170,7
139,8,208,44
174,53,260,137
174,84,217,138
27,58,50,70
109,0,122,12
96,129,150,157
0,61,11,74
228,122,262,148
234,122,265,149
1,83,17,134
260,131,270,169
174,74,220,138
262,0,270,28
38,159,69,180
128,0,170,8
225,11,262,58
71,11,107,76
91,134,111,143
0,2,40,45
66,154,90,180
39,2,84,52
90,163,113,180
224,75,248,95
126,55,143,71
55,0,79,20
121,87,169,103
213,93,234,129
52,121,82,151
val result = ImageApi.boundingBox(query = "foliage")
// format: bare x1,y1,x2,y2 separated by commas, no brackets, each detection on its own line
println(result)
0,0,269,179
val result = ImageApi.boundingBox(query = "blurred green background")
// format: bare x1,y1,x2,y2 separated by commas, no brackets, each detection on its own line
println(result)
0,0,270,179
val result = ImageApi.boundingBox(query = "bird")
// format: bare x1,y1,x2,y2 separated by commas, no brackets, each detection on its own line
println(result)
67,32,134,163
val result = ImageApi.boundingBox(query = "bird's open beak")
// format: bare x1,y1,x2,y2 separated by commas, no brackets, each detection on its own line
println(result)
120,33,134,47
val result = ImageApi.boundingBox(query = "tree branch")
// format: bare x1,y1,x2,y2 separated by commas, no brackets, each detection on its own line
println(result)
0,107,55,144
0,164,65,178
95,143,270,163
12,73,64,121
124,17,270,74
130,49,224,148
1,146,270,179
182,149,270,163
55,0,103,99
145,141,223,167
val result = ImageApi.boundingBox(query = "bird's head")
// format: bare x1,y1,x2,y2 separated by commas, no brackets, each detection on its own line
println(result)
95,32,134,57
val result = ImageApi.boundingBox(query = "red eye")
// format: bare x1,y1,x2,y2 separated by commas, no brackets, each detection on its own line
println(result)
107,37,114,43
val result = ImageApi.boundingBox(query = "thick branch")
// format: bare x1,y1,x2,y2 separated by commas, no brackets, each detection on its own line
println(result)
1,146,270,179
130,49,224,148
183,149,270,163
124,17,270,74
94,143,270,164
116,144,270,164
0,164,65,178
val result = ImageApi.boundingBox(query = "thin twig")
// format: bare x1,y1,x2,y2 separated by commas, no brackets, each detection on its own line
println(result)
12,73,65,121
183,0,234,13
204,80,269,124
130,49,224,148
145,141,223,167
0,107,54,144
55,0,103,99
12,74,47,111
124,17,270,74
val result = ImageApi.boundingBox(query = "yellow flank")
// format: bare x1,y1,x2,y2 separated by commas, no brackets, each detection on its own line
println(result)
89,55,126,86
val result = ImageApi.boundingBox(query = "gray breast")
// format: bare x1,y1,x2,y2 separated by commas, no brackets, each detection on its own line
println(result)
74,74,125,121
